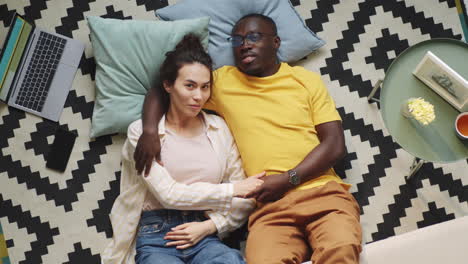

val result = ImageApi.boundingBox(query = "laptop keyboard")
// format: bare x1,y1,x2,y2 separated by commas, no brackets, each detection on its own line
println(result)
15,31,67,112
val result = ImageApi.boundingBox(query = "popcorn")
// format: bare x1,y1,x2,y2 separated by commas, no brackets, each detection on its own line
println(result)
403,97,436,125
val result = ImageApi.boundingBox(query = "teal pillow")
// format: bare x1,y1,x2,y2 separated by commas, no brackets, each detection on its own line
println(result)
155,0,325,69
88,16,210,138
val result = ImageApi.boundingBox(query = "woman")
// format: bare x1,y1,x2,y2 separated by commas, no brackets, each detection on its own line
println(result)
101,34,263,264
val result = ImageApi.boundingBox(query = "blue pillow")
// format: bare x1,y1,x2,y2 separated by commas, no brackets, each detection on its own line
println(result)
156,0,325,69
88,16,210,138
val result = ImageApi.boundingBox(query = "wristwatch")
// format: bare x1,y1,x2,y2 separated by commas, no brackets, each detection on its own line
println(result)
288,169,301,186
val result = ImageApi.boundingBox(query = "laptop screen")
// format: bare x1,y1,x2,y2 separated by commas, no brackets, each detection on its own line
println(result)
0,15,33,101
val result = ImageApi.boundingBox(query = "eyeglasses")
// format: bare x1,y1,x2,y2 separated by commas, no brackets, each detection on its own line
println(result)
227,32,276,47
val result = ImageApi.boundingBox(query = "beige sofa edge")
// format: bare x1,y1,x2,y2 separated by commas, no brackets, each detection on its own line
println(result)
302,215,468,264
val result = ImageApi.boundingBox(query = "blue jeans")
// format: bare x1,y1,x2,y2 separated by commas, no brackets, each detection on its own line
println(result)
135,209,245,264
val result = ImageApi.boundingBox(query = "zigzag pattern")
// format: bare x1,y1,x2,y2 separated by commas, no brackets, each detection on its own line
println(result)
0,194,59,264
64,90,95,121
134,0,168,12
2,131,114,212
86,171,121,238
63,243,101,264
55,0,97,38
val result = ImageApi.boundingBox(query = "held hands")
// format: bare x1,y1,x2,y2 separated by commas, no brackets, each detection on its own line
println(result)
134,131,162,176
164,220,217,249
246,172,291,203
233,172,266,198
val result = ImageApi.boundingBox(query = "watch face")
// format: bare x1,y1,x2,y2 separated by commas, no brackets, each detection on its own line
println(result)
290,175,300,185
289,170,300,185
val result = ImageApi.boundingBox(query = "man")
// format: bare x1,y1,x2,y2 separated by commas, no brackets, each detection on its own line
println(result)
134,14,362,264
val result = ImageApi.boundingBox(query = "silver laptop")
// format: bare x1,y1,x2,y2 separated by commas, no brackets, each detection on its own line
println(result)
0,13,84,122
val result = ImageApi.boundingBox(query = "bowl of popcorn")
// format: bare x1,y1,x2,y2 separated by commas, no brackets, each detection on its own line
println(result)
400,97,435,125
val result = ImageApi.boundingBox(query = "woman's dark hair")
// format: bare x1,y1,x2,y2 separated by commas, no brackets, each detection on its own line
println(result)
159,34,213,111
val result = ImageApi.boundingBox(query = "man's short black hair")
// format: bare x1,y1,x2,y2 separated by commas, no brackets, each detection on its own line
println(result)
233,14,278,35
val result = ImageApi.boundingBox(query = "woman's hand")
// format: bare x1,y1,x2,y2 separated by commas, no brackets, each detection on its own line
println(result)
164,220,217,249
134,130,162,176
233,172,265,198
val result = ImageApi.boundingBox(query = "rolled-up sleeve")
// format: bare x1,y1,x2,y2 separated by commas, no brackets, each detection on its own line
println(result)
207,197,255,234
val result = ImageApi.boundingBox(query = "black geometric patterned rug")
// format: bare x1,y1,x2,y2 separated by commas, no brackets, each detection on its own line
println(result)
0,0,467,263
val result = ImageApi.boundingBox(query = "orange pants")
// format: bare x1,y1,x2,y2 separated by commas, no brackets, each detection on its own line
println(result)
246,181,362,264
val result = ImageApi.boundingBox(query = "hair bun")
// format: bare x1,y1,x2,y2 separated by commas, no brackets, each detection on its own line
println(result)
175,34,204,53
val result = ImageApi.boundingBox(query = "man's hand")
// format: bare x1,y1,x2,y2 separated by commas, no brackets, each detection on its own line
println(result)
164,220,217,249
134,131,162,176
246,172,291,203
233,172,265,198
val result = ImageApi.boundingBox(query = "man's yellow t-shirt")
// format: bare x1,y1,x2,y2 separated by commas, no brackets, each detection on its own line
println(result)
204,63,348,191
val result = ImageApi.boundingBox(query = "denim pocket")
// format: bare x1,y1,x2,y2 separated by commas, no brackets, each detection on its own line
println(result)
137,219,166,236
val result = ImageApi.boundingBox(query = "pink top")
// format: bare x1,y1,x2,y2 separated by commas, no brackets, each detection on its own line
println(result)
142,123,222,211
